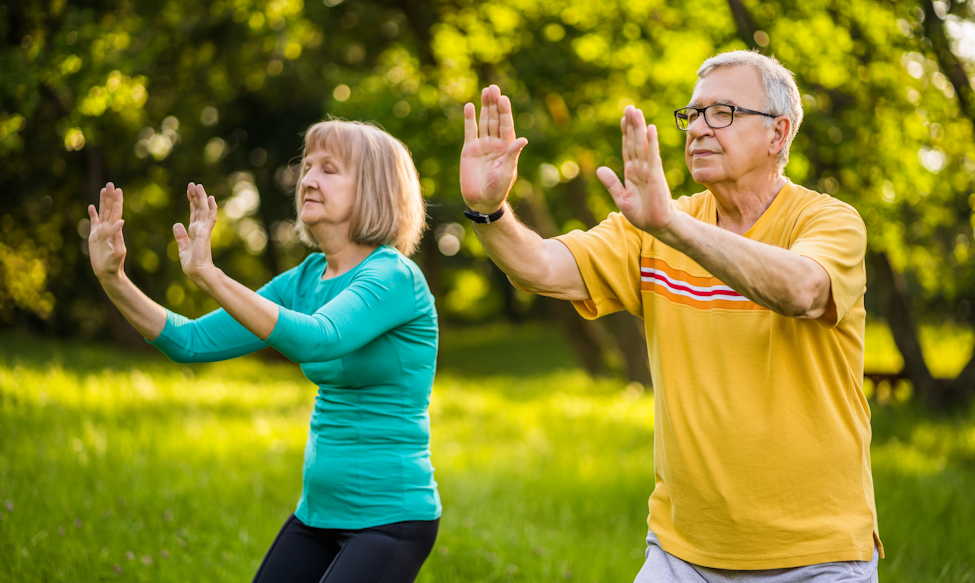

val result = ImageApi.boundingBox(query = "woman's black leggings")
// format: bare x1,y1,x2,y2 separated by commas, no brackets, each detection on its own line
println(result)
252,514,439,583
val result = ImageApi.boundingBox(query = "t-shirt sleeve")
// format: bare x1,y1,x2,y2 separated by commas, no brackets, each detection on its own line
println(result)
148,268,293,363
266,259,418,363
554,212,644,319
789,201,867,326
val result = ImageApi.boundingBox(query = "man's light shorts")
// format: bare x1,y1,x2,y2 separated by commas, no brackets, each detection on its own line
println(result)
634,531,879,583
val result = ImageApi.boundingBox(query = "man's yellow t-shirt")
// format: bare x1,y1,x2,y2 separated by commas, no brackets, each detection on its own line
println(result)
556,183,882,569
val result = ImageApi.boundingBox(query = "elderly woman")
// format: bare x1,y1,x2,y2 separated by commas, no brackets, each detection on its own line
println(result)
87,120,440,583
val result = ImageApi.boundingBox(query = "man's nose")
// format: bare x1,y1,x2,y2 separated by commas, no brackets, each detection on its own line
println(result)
686,114,713,139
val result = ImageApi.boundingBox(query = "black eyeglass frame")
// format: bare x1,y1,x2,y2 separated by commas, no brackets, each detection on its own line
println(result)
673,103,777,131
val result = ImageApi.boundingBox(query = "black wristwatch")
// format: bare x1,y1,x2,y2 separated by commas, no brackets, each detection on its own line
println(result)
463,205,505,224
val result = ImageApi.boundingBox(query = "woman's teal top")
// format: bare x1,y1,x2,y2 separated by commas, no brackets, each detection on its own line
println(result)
150,246,440,529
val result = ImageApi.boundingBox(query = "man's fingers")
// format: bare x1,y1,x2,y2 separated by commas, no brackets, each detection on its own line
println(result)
596,166,627,203
646,124,664,172
87,204,99,225
504,137,528,159
488,86,500,138
207,195,218,221
625,107,649,159
463,102,478,145
621,114,631,164
499,95,516,142
478,87,490,139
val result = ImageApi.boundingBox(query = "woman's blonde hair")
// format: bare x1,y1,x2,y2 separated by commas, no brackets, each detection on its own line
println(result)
294,119,426,256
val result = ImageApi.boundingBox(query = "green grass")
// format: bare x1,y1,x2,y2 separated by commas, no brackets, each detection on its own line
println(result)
1,323,973,582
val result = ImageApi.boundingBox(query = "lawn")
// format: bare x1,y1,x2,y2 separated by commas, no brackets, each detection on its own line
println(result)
1,323,973,582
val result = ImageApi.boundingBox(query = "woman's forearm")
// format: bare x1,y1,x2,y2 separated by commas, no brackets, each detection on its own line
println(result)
192,266,279,340
97,272,168,340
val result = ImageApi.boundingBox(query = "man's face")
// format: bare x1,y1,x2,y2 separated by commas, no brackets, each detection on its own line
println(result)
684,65,776,187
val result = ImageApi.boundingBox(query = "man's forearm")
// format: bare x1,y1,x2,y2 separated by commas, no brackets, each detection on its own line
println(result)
472,204,587,300
657,212,830,318
473,205,549,287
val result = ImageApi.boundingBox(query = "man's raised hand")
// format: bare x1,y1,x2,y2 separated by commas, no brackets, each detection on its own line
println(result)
87,182,127,280
596,106,676,235
460,85,528,214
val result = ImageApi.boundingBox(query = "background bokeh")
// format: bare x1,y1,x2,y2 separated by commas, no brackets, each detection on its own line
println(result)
2,0,974,581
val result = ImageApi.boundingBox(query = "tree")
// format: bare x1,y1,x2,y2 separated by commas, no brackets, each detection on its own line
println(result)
3,0,973,405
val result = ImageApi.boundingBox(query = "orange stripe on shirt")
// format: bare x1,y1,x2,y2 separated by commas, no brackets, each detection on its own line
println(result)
640,257,765,311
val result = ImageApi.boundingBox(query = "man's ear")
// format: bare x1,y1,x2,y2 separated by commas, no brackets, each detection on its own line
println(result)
769,117,791,157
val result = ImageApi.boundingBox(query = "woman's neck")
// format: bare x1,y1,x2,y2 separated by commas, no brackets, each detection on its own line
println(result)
313,227,378,279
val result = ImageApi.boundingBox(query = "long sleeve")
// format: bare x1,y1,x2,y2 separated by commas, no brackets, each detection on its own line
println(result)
149,269,292,363
266,259,419,363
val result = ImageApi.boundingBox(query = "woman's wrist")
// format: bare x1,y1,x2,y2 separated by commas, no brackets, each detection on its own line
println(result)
96,268,128,288
190,264,223,295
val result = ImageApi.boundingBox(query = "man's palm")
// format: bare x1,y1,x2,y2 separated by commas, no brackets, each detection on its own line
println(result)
460,85,527,213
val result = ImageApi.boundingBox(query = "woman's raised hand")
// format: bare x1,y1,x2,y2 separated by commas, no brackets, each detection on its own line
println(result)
460,85,529,214
173,182,218,283
87,182,128,280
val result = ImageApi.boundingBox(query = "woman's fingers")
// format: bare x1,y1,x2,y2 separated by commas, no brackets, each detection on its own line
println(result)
110,186,124,223
173,223,189,251
111,219,125,245
97,183,111,220
187,182,202,225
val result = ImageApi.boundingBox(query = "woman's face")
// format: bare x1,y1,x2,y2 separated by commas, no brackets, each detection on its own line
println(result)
298,146,357,230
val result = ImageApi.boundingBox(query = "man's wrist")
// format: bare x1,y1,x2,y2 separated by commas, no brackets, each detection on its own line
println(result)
647,211,686,248
465,199,505,214
464,203,506,224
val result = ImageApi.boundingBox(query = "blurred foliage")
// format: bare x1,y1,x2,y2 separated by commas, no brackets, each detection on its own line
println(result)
1,0,973,340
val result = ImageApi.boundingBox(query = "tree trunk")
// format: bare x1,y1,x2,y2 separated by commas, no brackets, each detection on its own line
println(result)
726,0,762,50
921,0,975,123
915,0,975,409
514,187,613,377
867,251,935,392
564,175,651,385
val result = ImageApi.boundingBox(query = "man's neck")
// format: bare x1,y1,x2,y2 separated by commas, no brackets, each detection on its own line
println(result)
707,171,788,235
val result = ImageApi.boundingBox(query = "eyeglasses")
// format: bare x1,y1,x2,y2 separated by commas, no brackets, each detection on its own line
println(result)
673,103,777,130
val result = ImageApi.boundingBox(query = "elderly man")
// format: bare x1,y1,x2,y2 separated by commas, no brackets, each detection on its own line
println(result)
459,51,881,581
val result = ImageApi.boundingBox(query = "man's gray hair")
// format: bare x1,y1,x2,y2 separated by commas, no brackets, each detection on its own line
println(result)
697,51,803,169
